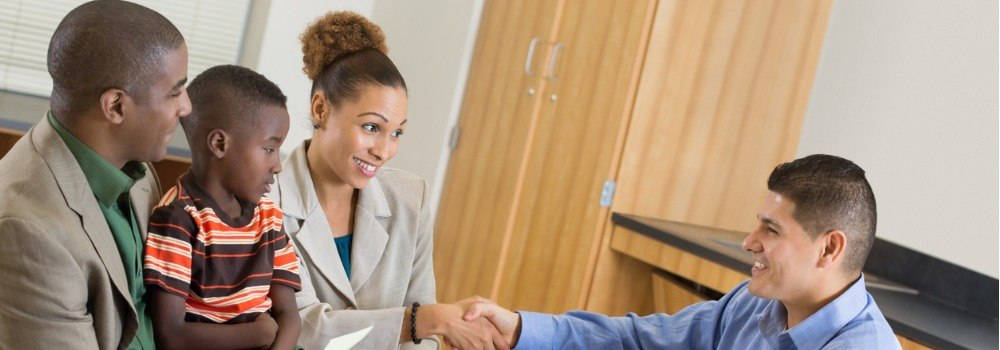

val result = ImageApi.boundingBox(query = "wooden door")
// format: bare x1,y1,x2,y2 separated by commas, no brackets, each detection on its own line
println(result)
433,0,560,303
493,0,657,313
587,0,834,315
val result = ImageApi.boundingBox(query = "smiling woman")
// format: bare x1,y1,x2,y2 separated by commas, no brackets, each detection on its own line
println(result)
266,11,505,350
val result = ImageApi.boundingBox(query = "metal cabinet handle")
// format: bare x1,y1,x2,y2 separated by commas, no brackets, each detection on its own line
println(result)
524,37,541,75
544,42,564,80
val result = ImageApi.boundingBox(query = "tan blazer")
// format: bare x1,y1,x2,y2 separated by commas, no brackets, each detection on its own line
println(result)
0,119,161,349
269,142,438,350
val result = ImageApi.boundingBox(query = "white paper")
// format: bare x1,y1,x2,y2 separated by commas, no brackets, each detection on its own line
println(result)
323,325,373,350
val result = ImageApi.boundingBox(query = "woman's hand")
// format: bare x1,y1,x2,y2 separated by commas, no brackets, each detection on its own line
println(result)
406,303,510,349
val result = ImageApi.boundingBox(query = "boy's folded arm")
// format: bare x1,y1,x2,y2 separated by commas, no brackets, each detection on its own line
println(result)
269,284,302,350
148,289,277,350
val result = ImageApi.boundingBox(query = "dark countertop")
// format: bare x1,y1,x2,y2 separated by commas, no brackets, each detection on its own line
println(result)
612,212,999,350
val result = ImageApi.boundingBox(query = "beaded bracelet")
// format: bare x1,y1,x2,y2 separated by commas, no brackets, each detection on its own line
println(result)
411,302,422,344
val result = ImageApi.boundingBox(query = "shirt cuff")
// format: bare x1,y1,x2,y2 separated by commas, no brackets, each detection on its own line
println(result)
515,311,557,349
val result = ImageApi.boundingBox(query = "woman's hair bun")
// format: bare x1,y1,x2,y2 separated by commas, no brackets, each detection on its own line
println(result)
300,11,387,81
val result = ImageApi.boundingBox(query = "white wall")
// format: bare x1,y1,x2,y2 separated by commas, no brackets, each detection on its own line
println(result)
798,0,998,277
371,0,484,218
254,0,375,155
253,0,483,216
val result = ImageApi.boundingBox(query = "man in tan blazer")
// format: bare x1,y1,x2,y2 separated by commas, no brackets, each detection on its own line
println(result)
0,1,191,348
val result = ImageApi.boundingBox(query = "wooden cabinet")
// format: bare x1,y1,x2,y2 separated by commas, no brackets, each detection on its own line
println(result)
434,0,657,313
492,0,657,313
435,0,833,315
586,0,833,316
898,336,933,350
651,271,707,314
432,0,560,304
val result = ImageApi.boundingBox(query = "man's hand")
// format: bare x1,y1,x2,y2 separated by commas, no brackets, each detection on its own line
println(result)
418,303,510,350
458,297,521,348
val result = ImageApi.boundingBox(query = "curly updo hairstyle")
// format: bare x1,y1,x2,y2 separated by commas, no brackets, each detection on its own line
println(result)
301,11,406,128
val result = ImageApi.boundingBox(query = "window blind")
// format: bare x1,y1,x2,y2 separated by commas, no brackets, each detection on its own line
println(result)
0,0,251,97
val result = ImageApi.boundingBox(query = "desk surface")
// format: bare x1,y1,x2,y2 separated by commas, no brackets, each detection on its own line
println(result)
612,213,998,350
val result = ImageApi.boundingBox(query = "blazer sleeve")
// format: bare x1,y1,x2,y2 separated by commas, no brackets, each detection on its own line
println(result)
401,178,438,349
0,218,100,349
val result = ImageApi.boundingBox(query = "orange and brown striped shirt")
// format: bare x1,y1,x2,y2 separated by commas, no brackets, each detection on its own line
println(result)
143,173,301,324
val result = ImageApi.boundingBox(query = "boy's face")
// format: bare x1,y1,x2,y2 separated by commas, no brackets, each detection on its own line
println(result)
120,44,192,162
223,104,290,203
310,84,407,189
742,191,827,304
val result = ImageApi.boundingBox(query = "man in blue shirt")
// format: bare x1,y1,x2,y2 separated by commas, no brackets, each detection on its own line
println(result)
461,154,901,349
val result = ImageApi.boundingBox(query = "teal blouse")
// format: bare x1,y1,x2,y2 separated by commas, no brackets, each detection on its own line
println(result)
335,234,353,279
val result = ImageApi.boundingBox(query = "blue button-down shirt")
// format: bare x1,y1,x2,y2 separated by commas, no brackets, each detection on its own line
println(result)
516,275,900,349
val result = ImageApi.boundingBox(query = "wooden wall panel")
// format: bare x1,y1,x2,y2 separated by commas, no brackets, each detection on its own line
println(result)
151,156,190,188
0,129,20,158
613,0,832,232
651,271,707,314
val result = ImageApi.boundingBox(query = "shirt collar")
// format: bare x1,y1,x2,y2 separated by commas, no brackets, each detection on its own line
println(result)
48,112,146,207
278,139,391,219
784,274,870,349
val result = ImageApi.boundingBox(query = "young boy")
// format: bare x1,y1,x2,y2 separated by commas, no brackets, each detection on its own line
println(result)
143,65,301,350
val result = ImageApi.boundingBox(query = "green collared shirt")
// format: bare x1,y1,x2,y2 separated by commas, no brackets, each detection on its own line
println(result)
48,113,156,350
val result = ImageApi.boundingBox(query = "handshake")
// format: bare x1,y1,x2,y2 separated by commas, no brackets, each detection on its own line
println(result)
416,297,522,350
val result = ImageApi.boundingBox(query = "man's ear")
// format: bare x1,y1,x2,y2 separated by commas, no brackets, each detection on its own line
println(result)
99,88,127,125
818,229,847,269
310,91,328,129
207,129,229,159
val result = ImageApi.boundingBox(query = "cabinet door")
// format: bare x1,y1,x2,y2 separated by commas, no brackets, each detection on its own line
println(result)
433,0,560,303
494,0,657,313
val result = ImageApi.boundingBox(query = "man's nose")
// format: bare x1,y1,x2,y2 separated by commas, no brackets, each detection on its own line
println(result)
742,230,759,252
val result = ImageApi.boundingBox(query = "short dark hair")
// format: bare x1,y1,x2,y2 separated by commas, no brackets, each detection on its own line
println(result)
47,0,184,116
767,154,877,272
300,11,406,126
182,65,287,154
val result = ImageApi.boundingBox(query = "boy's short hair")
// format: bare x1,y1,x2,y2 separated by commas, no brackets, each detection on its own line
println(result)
767,154,877,273
48,0,184,117
182,65,287,152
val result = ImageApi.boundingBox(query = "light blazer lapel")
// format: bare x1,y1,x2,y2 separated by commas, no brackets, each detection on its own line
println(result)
278,144,357,306
297,209,357,306
31,120,134,308
349,175,391,292
130,171,156,240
